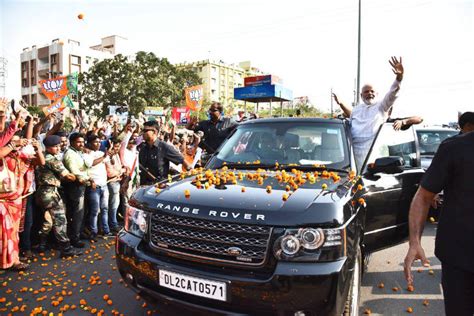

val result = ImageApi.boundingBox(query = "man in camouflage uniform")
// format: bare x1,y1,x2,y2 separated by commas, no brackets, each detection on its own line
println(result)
36,135,82,257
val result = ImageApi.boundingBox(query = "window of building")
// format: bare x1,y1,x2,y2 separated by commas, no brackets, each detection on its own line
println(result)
50,54,58,65
50,53,59,74
22,95,29,105
30,60,36,86
211,66,217,75
31,94,37,106
211,78,217,86
70,55,81,73
21,62,29,87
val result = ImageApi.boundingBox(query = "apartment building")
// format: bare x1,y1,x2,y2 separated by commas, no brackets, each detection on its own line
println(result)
20,35,126,106
176,59,265,109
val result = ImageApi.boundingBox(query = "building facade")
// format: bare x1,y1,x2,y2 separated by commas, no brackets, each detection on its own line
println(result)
20,35,126,106
176,59,265,109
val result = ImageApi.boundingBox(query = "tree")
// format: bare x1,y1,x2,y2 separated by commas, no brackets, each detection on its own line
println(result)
80,52,201,117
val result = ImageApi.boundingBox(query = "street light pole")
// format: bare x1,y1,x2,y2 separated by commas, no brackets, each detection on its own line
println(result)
356,0,362,105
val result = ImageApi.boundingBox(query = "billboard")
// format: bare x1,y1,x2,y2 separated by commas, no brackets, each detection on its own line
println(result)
144,106,164,116
244,75,282,87
171,107,191,125
234,84,293,101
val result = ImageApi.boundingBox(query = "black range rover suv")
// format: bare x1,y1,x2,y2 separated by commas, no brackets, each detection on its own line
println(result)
116,118,424,315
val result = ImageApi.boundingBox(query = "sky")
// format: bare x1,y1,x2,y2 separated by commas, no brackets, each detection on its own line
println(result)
0,0,472,124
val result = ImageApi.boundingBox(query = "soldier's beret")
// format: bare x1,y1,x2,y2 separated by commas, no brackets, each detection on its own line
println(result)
43,135,62,147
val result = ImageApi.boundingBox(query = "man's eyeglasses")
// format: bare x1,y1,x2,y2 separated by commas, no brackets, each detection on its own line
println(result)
208,109,219,113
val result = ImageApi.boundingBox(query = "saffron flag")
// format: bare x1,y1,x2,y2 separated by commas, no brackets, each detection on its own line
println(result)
185,85,203,111
42,96,74,116
38,73,78,101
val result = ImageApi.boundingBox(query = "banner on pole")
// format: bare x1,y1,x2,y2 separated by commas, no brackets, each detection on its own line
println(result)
185,85,203,111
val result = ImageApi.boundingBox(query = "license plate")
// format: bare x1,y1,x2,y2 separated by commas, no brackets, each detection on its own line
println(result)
159,269,227,302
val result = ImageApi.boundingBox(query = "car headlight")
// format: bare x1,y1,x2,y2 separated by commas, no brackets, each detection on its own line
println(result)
124,205,148,238
274,227,345,261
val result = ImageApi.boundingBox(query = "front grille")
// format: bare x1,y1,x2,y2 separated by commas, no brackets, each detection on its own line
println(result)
149,213,272,266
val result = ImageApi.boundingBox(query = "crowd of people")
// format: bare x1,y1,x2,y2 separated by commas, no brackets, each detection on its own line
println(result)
0,98,238,272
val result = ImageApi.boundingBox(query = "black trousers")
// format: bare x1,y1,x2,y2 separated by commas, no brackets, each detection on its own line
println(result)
441,262,474,316
64,183,86,242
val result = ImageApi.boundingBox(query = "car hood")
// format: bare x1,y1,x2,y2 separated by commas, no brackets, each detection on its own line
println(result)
131,170,354,227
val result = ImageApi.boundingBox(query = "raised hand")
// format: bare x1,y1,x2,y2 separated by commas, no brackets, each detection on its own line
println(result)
0,97,8,110
389,56,404,81
31,139,41,149
332,93,341,105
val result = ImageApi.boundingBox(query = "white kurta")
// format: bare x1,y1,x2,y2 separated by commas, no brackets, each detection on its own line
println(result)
350,80,401,168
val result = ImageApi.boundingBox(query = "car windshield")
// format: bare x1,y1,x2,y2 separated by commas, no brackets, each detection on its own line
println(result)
416,130,458,155
212,121,350,170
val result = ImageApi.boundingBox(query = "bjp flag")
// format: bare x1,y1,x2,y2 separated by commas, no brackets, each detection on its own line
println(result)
39,75,70,101
42,96,74,116
185,85,203,111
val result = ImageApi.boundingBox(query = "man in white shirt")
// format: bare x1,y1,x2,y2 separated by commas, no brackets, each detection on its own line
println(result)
119,125,140,219
84,134,112,240
333,56,404,169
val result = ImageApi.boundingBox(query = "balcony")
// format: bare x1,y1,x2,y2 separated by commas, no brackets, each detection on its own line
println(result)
37,62,49,71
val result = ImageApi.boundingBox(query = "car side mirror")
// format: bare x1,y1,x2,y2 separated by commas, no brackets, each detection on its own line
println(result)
367,156,405,174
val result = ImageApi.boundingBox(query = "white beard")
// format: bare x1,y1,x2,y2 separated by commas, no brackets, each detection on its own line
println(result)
362,98,375,106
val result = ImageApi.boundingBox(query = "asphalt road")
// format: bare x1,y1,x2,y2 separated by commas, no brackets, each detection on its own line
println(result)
0,224,443,316
360,223,444,315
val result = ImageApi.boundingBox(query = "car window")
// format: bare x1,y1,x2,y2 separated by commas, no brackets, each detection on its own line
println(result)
416,130,458,155
365,124,417,170
215,122,350,168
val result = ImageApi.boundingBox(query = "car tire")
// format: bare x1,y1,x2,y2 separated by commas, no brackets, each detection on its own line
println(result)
343,245,361,316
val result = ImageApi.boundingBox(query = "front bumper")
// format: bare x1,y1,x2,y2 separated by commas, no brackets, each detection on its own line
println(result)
116,232,352,316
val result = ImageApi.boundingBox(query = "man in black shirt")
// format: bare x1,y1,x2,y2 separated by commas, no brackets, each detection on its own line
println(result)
404,131,474,315
186,102,238,153
139,121,189,185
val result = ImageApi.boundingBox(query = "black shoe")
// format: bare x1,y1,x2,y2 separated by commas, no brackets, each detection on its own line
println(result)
111,226,122,234
60,246,83,258
71,240,86,248
89,233,99,242
38,235,48,252
101,232,115,239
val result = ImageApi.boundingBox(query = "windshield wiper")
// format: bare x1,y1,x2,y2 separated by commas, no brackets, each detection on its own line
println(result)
218,162,349,173
219,163,278,170
277,164,350,173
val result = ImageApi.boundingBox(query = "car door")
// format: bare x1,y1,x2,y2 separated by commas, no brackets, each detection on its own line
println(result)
360,123,424,252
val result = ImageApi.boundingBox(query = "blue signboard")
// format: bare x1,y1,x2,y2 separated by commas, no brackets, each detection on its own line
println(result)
234,84,293,101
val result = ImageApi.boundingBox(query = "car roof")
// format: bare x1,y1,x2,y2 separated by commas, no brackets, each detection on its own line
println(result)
415,127,458,132
239,117,345,125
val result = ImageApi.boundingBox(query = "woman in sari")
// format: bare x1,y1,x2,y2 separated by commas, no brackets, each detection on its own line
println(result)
0,133,43,271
